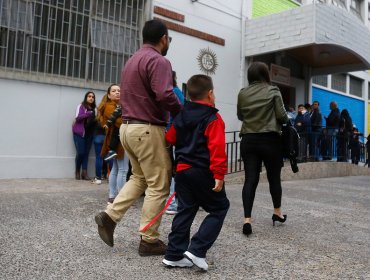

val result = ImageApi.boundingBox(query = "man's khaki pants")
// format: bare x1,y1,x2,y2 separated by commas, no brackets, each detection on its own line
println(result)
106,123,171,243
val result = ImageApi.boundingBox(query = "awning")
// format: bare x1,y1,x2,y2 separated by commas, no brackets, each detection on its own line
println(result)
245,4,370,75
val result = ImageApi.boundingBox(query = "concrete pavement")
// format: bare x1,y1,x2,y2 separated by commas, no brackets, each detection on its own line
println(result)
0,175,369,279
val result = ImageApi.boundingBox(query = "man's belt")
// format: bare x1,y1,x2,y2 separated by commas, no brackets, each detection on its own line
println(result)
123,119,165,126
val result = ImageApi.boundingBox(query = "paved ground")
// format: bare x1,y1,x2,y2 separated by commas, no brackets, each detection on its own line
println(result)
0,175,369,280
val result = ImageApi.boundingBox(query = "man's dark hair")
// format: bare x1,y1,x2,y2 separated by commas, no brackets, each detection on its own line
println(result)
142,19,168,44
187,75,213,100
298,104,305,109
247,61,271,84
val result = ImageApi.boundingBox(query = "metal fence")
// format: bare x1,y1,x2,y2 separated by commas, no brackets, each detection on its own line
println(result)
225,131,243,174
225,130,369,175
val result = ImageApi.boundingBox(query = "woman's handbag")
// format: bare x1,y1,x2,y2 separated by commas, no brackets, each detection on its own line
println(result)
281,123,299,173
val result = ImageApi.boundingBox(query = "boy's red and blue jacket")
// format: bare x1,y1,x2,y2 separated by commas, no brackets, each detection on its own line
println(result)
165,101,227,180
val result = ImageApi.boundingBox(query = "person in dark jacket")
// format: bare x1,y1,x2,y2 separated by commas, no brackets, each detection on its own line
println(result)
324,101,341,160
337,109,353,162
163,75,229,271
310,101,322,161
295,104,311,161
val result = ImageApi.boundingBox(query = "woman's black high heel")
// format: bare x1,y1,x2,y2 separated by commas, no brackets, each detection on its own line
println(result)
272,214,287,226
243,223,252,236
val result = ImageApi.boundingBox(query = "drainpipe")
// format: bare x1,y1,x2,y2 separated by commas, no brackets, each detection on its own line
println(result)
239,0,249,89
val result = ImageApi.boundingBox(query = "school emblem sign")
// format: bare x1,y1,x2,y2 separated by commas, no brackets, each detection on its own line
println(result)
197,47,218,75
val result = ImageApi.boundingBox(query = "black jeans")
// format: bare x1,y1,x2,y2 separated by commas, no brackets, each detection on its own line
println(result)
240,133,283,218
165,168,229,260
109,126,120,151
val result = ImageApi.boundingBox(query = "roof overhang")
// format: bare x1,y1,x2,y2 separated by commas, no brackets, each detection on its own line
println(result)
245,4,370,75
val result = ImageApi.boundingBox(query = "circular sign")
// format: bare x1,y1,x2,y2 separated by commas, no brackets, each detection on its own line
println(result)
197,47,218,75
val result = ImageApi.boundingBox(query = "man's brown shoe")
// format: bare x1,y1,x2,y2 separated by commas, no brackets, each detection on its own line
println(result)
138,238,167,256
95,212,116,247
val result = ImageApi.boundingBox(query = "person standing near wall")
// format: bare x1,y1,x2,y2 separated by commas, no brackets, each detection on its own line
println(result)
310,101,322,161
94,19,182,256
324,101,340,160
337,109,353,162
97,84,129,204
294,104,311,162
72,91,96,180
237,62,289,236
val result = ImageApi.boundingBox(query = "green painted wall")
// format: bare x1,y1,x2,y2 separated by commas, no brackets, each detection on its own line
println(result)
252,0,299,18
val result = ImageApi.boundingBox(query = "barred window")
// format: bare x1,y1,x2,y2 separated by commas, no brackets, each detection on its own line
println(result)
349,75,363,98
350,0,362,20
0,0,145,86
312,75,328,87
331,73,347,93
331,0,346,9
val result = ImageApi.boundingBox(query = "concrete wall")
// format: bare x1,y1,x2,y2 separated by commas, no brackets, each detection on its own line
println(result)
155,0,245,131
0,0,246,178
0,78,105,179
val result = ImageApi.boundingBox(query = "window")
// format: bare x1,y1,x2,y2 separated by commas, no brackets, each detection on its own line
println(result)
350,0,362,20
331,73,347,92
312,75,328,87
331,0,346,9
349,76,363,97
0,0,145,86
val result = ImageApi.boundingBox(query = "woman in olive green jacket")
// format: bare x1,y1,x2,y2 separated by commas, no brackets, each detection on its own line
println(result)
237,62,289,236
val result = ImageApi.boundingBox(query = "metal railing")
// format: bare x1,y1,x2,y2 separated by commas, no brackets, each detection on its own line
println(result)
225,130,369,174
225,131,243,174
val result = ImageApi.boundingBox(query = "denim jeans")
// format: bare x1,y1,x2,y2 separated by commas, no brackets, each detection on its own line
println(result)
73,133,93,171
108,151,129,199
93,134,105,179
166,148,177,211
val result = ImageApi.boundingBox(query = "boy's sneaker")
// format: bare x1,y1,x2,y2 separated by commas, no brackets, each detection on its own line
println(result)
184,251,208,271
104,150,117,161
165,209,178,215
162,257,193,268
91,177,102,185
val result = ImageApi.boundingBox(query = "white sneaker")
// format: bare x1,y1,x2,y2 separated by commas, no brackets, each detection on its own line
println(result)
165,209,178,215
91,178,102,185
183,251,208,271
162,257,193,268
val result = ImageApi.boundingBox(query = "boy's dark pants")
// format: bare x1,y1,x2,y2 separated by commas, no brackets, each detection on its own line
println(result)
165,167,229,261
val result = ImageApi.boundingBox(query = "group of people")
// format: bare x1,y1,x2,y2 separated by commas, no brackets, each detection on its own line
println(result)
72,18,370,273
72,84,130,204
87,19,290,272
288,100,367,164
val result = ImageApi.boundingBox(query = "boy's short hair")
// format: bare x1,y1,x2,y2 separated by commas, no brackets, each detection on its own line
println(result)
187,74,213,100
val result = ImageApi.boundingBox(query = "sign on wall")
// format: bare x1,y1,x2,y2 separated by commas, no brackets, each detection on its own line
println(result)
197,47,218,75
270,64,290,86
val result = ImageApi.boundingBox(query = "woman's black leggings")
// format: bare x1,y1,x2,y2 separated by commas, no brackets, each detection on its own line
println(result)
240,133,283,218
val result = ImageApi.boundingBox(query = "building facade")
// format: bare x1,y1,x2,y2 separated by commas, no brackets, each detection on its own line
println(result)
0,0,369,178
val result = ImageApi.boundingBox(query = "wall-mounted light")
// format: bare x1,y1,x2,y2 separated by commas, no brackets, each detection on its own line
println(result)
319,51,330,59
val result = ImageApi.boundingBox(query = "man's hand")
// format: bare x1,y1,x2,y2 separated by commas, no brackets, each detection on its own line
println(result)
212,179,224,192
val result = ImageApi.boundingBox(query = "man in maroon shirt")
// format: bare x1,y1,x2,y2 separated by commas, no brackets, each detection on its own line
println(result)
95,19,182,256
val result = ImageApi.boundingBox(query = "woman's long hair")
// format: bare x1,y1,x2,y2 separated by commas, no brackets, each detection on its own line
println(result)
97,84,118,125
82,91,96,110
